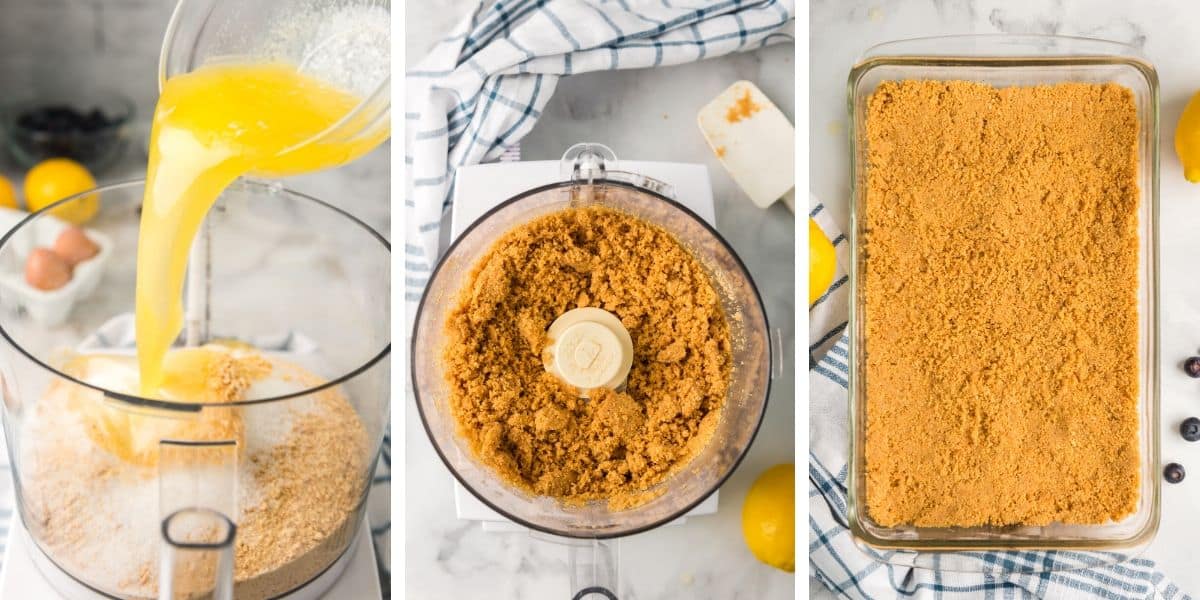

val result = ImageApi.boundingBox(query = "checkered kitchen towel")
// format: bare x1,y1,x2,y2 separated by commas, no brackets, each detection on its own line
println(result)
0,315,392,595
404,0,795,311
808,199,1189,600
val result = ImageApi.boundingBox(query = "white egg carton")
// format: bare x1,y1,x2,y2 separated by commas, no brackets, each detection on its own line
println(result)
0,207,112,326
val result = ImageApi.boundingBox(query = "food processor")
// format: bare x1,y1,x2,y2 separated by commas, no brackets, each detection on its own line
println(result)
412,144,772,598
0,181,389,599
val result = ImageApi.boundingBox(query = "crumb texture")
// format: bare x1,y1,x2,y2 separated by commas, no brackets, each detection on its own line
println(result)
444,206,731,506
862,80,1141,527
22,351,368,599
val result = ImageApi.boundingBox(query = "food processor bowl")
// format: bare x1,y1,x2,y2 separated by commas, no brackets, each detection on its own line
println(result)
0,180,390,599
411,148,771,541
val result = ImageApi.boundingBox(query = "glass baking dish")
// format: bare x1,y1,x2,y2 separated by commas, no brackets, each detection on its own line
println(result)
846,35,1160,561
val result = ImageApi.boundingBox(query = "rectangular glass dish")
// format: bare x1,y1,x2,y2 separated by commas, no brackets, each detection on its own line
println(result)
847,35,1160,551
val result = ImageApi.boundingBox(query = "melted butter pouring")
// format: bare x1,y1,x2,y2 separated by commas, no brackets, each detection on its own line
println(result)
136,62,385,397
62,347,268,467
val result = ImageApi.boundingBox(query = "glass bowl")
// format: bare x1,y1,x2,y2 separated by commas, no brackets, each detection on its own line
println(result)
847,35,1160,563
0,91,134,173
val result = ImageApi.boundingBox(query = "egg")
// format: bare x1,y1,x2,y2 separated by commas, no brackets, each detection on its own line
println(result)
52,225,100,267
25,247,72,291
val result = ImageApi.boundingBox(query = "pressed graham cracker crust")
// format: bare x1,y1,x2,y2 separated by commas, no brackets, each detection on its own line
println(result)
862,80,1141,528
443,206,732,508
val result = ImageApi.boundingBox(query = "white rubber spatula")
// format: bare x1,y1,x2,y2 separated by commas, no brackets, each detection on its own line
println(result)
697,80,795,212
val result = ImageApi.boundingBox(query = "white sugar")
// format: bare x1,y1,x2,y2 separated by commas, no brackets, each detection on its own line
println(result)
17,353,361,598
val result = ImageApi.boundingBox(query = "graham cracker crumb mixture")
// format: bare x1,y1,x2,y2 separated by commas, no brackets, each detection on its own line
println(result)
208,351,272,401
862,80,1140,527
234,362,368,598
444,206,731,506
23,351,368,599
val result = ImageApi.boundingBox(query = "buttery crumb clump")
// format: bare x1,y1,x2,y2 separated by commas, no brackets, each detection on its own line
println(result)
443,206,732,506
206,350,272,402
27,352,369,599
863,80,1140,527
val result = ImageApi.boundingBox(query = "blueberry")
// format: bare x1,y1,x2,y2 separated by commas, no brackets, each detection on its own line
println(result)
1185,356,1200,378
1164,462,1186,484
1183,417,1200,442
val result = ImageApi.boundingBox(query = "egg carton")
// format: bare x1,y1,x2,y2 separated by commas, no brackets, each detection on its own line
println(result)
0,207,112,326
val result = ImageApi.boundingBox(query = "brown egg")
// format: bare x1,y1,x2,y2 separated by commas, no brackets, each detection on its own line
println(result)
52,225,100,267
25,247,72,291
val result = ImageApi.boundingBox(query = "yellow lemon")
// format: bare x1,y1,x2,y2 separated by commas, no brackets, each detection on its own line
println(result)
809,218,837,305
0,175,18,210
741,463,794,573
1176,90,1200,183
24,158,99,224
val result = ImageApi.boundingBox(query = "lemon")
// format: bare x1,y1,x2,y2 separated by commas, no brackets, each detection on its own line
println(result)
24,158,99,224
741,463,794,573
1177,91,1200,183
0,175,18,210
809,218,837,305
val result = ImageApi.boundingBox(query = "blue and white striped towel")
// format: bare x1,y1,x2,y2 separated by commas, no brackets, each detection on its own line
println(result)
0,315,391,595
404,0,795,309
808,198,1189,600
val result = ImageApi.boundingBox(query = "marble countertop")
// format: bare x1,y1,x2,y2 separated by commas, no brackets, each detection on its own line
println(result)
405,5,796,600
812,0,1200,597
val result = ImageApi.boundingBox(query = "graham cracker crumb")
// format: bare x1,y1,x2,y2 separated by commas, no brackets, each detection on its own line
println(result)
862,80,1141,527
444,206,731,507
208,351,272,402
235,385,367,595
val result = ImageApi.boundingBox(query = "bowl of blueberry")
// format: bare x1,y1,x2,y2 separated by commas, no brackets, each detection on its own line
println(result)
1,91,134,173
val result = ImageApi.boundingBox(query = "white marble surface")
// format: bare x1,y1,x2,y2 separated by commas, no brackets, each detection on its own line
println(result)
812,0,1200,597
405,4,796,600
